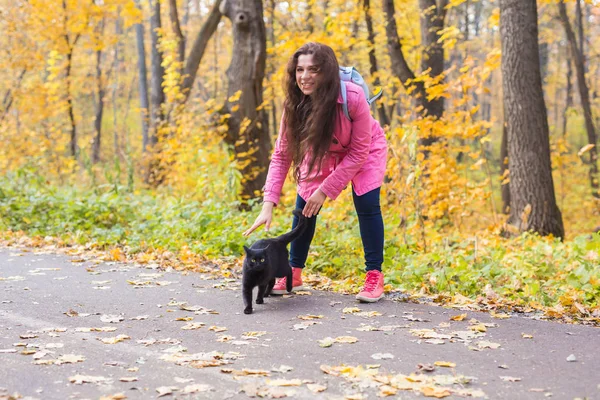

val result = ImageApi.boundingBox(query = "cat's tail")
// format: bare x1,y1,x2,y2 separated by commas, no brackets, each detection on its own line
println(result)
276,209,308,245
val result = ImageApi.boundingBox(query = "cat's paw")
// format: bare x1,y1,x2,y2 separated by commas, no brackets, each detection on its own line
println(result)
256,298,264,304
244,308,253,314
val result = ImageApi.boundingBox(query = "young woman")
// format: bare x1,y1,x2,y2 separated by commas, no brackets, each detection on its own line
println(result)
243,42,388,302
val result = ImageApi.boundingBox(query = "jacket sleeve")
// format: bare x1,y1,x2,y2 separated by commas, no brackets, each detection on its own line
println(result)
319,89,371,200
263,112,292,206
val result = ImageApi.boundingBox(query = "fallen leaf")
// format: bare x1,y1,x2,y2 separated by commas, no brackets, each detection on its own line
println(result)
416,363,435,372
318,337,335,348
69,375,111,385
119,377,138,382
343,307,361,314
490,311,511,319
181,323,205,330
356,311,383,318
422,386,451,398
450,313,467,321
371,353,394,360
425,339,446,345
99,394,127,400
297,315,323,320
55,354,85,365
272,365,294,373
181,384,213,393
335,336,358,344
307,383,327,393
468,324,487,332
99,335,130,344
242,331,267,337
176,317,193,321
378,385,398,397
156,386,178,397
500,376,521,382
434,361,456,368
0,349,17,353
522,333,533,339
208,326,227,333
19,334,38,339
266,379,302,386
100,315,124,324
476,340,501,350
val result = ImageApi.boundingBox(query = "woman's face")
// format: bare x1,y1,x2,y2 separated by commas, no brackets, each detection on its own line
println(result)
296,54,321,96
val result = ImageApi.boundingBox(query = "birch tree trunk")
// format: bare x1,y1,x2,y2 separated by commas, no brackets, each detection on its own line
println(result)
220,0,271,205
500,0,564,238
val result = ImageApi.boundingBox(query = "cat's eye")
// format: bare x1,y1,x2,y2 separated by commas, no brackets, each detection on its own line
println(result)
260,258,265,262
251,258,256,262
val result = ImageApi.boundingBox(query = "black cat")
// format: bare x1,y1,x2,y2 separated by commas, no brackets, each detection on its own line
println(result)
242,209,307,314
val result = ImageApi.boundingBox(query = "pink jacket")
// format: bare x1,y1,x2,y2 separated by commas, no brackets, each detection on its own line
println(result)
263,82,388,205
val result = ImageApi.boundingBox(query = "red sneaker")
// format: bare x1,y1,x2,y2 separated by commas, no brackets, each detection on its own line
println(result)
356,270,384,303
271,267,305,295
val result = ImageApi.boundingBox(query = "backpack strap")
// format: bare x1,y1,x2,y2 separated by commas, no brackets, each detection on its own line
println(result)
367,88,383,105
340,80,351,121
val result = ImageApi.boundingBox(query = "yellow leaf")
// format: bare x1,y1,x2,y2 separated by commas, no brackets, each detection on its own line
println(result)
521,333,533,339
335,336,358,344
578,144,595,157
450,313,467,321
434,361,456,368
468,324,487,333
297,315,323,320
266,379,302,386
422,386,452,398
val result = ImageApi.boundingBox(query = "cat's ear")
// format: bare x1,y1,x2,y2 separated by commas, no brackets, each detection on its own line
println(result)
243,245,251,255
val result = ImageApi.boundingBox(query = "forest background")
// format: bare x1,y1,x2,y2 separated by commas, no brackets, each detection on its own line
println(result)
0,0,599,322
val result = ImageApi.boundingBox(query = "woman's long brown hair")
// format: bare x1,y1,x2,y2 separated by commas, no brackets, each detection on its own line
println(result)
283,42,340,182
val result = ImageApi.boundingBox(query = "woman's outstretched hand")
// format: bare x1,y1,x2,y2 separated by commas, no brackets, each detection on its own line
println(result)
303,189,326,218
243,202,275,237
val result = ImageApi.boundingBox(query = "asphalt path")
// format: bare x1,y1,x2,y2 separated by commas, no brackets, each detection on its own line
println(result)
0,248,599,400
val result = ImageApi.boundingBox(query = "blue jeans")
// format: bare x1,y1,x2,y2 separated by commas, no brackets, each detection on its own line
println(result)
289,187,384,272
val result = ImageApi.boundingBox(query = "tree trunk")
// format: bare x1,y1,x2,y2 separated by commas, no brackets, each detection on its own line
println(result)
92,19,106,164
146,0,167,185
220,0,271,205
500,116,510,214
383,0,447,148
382,0,422,105
558,1,599,198
134,0,150,152
500,0,564,238
62,0,81,160
181,0,223,102
363,0,389,126
418,0,447,121
563,55,573,138
268,0,278,139
65,48,78,159
113,15,123,161
0,69,26,126
168,0,185,67
148,0,166,148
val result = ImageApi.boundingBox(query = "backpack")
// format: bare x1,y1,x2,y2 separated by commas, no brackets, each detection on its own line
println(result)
339,66,383,121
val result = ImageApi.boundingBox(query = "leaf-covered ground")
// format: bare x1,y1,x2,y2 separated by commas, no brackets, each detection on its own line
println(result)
1,248,599,399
